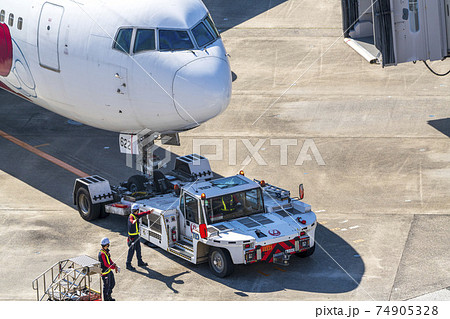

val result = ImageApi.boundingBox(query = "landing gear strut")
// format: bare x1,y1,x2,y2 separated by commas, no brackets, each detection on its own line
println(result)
137,131,158,176
125,131,179,192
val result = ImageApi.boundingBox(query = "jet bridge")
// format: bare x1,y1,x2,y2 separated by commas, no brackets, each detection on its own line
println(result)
342,0,450,66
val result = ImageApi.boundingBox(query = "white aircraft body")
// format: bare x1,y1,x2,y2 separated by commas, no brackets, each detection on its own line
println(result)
0,0,232,133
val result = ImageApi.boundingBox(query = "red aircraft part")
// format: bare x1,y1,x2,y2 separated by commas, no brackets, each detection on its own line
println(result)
0,23,13,77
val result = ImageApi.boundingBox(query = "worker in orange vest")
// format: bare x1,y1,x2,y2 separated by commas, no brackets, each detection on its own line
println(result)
98,237,120,301
126,204,153,270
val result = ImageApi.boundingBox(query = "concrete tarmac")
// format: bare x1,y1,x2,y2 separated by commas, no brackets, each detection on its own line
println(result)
0,1,449,301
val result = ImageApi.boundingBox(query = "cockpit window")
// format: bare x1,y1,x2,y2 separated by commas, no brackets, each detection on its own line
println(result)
205,15,220,38
134,29,156,53
114,28,133,54
192,22,215,47
159,30,194,51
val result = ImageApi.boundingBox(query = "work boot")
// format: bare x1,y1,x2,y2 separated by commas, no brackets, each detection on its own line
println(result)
138,260,148,267
126,263,135,271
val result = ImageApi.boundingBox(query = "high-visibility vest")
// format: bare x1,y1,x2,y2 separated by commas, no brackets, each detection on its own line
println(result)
100,249,112,275
128,213,139,236
221,196,235,212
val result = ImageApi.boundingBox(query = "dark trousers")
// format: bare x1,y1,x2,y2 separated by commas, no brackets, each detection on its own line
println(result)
101,271,115,300
126,236,142,265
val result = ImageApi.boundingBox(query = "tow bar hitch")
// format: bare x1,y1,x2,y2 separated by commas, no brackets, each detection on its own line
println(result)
273,252,290,266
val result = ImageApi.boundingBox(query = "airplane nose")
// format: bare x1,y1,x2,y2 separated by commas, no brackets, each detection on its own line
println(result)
172,56,231,124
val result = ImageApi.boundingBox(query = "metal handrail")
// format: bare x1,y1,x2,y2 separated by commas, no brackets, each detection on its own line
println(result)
33,256,102,301
32,259,78,301
44,266,87,300
32,259,70,285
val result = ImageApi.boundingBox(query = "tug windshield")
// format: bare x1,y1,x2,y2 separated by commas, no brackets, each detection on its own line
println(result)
204,188,264,224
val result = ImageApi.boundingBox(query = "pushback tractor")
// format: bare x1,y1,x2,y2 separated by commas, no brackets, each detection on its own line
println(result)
73,154,317,277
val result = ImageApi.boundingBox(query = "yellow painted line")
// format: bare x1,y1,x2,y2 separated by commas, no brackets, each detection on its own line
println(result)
353,239,365,244
273,266,286,272
0,129,89,178
330,227,341,231
257,270,270,277
34,143,50,148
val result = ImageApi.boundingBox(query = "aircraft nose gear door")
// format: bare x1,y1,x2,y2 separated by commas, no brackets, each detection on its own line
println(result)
38,3,64,72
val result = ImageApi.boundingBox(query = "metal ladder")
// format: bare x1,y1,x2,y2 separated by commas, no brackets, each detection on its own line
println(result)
32,255,102,301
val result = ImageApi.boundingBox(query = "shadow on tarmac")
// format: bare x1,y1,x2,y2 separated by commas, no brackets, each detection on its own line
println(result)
203,0,288,32
428,118,450,138
138,225,364,295
130,266,190,294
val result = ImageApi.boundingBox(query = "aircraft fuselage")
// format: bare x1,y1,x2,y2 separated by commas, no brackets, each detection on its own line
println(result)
0,0,232,133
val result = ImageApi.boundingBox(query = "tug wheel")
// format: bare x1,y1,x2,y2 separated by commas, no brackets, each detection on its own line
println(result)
76,187,101,221
127,175,147,193
208,247,234,278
